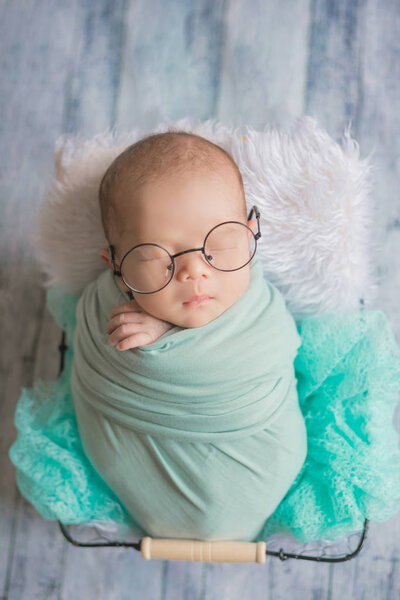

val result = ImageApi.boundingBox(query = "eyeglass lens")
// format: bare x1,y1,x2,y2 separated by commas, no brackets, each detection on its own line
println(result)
120,222,256,293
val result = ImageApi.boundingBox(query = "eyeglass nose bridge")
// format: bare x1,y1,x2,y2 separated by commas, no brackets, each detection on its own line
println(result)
169,246,211,265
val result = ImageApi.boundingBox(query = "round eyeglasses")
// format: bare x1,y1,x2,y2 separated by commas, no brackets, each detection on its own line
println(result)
108,205,261,294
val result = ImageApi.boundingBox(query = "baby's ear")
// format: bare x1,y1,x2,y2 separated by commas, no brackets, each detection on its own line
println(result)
247,219,256,234
99,248,113,269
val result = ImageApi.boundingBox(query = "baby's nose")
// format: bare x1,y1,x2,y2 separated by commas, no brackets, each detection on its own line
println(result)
174,250,210,281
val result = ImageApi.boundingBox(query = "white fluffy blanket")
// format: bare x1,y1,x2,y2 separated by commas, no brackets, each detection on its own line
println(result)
33,116,377,321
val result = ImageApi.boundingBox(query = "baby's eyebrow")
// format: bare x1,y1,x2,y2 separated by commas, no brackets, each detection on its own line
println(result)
127,216,242,248
133,231,206,247
136,237,199,249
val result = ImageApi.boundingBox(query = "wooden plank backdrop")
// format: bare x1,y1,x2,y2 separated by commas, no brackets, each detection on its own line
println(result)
1,1,399,598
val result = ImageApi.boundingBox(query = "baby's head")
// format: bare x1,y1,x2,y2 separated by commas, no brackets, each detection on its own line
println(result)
99,131,257,329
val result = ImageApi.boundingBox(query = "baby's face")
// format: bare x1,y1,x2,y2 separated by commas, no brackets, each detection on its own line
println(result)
102,169,256,329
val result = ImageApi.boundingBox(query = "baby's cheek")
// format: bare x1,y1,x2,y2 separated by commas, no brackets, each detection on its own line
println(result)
180,302,225,329
132,296,160,316
141,302,176,327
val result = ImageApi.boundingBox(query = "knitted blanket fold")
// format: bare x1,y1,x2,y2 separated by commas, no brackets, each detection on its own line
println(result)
68,257,308,540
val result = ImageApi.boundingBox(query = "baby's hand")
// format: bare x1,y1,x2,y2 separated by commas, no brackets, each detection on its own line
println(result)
105,299,173,350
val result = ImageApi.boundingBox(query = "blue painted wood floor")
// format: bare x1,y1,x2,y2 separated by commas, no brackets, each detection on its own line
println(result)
1,1,399,598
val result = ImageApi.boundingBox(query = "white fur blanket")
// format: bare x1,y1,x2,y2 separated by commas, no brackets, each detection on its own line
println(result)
33,116,377,321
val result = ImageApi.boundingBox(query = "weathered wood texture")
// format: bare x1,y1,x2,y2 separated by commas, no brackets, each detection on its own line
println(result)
1,1,399,598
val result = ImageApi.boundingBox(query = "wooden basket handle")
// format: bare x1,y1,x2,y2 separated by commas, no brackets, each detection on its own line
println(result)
141,537,266,564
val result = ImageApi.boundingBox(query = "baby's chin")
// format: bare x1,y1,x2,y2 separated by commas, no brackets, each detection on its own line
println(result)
169,302,228,329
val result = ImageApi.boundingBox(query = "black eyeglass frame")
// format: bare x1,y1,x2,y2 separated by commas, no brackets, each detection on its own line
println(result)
108,205,261,295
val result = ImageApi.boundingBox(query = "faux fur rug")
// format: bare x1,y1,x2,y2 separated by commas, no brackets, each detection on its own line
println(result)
32,116,377,321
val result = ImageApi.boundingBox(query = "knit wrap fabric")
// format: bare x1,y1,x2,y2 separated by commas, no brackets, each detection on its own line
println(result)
68,258,307,541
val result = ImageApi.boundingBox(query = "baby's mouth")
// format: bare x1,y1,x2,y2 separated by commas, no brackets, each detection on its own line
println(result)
183,295,212,307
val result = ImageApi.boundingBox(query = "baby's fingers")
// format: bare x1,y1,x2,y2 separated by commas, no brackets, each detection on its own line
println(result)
105,311,143,335
114,331,153,351
108,322,152,349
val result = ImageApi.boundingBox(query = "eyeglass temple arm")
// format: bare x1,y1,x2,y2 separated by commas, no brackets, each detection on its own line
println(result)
247,205,261,240
108,246,121,276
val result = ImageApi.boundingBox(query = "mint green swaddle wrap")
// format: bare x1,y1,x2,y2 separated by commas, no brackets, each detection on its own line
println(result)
70,257,307,541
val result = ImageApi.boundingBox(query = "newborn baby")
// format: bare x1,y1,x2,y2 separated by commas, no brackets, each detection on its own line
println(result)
70,131,308,542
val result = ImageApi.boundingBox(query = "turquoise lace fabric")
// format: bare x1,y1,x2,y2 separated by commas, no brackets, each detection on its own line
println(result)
9,285,400,543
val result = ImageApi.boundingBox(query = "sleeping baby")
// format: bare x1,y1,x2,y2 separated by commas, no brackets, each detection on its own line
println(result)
70,131,308,542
